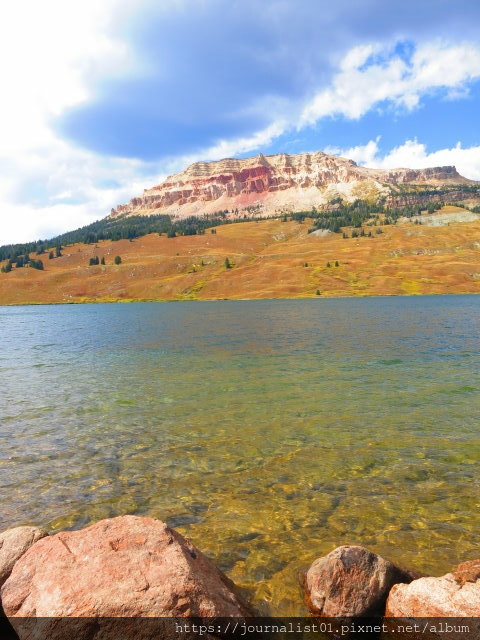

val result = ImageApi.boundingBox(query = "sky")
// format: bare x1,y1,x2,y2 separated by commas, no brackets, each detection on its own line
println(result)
2,0,480,244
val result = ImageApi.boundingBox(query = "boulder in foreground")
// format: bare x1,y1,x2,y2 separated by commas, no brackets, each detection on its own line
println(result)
1,515,249,639
386,558,480,617
0,526,48,589
304,545,416,619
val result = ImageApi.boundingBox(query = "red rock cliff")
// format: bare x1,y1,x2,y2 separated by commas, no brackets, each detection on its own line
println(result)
111,151,469,219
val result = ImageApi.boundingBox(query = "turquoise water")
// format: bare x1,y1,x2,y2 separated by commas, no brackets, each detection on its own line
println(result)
1,296,479,614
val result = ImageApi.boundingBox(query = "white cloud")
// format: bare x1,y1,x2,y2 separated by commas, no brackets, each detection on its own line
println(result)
0,0,294,245
0,0,138,153
0,141,164,244
325,137,381,166
195,120,288,163
0,0,150,244
2,5,480,247
328,138,480,181
300,41,480,125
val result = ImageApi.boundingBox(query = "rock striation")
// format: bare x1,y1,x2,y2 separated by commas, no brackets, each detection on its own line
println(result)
304,545,417,619
111,151,469,219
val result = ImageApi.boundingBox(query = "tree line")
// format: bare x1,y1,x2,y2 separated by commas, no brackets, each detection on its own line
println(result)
1,183,479,266
0,210,259,263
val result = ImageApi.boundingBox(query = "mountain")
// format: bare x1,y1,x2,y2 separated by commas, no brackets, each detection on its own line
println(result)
110,151,472,219
2,207,480,305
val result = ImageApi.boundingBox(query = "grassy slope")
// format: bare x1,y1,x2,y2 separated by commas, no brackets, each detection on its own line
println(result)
1,208,480,305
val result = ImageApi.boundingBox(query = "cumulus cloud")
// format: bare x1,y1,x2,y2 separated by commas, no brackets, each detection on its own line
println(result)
2,0,480,244
0,0,147,244
300,41,480,125
0,0,137,153
327,138,480,181
1,140,163,244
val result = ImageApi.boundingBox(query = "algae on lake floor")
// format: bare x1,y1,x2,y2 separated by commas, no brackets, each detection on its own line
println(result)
1,296,480,615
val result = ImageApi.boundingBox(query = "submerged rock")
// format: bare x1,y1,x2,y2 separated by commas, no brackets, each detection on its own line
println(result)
1,515,249,639
304,545,416,618
0,526,48,589
386,558,480,616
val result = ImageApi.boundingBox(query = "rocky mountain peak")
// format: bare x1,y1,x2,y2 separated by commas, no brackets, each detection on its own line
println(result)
111,150,471,219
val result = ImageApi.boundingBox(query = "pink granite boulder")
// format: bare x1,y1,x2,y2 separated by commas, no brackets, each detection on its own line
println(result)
0,526,48,588
1,515,249,639
386,558,480,617
304,545,416,619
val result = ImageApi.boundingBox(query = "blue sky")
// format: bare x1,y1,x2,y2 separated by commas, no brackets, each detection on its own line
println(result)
2,0,480,243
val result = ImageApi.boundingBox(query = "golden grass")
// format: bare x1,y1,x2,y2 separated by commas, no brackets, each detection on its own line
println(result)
2,213,480,305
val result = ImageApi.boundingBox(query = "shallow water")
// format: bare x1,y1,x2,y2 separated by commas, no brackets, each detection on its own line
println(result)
1,296,479,614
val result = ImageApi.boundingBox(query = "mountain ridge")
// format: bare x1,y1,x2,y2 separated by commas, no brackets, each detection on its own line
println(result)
111,150,472,220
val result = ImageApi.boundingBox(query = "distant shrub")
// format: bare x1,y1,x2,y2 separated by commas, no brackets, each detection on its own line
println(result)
114,255,122,265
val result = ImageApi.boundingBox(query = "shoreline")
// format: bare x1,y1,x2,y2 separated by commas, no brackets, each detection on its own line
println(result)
1,516,479,637
1,289,480,308
2,217,480,305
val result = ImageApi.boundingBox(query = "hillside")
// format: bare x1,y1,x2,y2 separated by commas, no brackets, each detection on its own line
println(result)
2,206,480,305
111,150,473,219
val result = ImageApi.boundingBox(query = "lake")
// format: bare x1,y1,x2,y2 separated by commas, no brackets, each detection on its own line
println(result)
1,296,479,614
